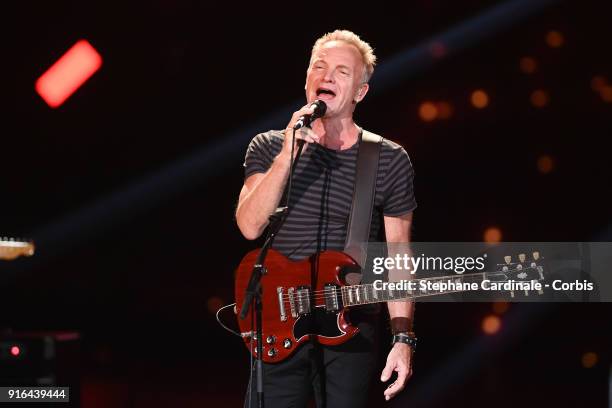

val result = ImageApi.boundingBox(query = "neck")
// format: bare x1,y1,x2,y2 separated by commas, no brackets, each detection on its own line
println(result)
311,116,359,150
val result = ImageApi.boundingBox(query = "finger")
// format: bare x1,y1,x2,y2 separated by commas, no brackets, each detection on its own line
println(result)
384,381,403,401
297,128,320,143
383,365,409,400
380,361,395,382
293,104,316,120
290,104,317,125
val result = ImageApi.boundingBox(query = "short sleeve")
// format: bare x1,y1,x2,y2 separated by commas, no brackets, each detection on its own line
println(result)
243,132,282,179
382,148,417,216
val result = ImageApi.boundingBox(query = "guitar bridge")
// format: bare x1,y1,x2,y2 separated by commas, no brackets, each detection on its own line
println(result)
277,287,287,322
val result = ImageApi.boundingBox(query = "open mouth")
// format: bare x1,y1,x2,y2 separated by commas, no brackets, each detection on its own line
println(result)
316,88,336,99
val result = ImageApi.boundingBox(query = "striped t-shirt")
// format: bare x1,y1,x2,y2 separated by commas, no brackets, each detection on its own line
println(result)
243,129,417,261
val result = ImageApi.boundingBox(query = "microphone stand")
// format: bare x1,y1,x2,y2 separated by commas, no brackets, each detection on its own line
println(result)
239,128,306,408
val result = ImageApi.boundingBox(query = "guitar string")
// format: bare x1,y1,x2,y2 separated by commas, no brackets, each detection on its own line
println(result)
279,278,502,301
276,269,527,297
276,267,539,301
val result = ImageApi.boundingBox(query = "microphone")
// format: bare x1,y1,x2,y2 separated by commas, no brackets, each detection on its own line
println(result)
293,100,327,130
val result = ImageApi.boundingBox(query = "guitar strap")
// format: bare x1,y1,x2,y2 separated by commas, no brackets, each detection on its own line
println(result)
344,129,382,273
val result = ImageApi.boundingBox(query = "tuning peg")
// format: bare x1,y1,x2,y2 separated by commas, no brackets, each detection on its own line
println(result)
504,256,512,265
532,251,540,261
518,253,526,263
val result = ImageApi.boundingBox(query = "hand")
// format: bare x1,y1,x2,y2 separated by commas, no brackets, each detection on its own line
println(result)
380,342,413,401
281,104,321,157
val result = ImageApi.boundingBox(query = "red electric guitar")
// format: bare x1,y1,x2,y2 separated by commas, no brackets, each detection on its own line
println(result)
235,249,545,363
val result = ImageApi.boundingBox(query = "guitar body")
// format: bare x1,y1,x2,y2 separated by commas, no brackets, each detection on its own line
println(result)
234,249,360,363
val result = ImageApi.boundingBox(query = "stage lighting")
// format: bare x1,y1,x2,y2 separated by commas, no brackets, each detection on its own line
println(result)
10,345,21,357
35,39,102,108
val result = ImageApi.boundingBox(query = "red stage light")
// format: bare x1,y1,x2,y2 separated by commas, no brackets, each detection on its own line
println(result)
35,39,102,108
10,345,20,357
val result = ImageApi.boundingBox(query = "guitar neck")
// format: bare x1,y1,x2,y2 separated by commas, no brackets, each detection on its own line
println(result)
341,272,494,306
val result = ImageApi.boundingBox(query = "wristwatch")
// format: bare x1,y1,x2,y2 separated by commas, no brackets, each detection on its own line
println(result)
391,332,417,350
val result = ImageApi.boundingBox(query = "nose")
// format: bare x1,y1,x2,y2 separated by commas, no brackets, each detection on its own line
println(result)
322,68,334,83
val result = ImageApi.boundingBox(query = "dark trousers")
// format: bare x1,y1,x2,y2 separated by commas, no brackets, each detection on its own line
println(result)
245,320,378,408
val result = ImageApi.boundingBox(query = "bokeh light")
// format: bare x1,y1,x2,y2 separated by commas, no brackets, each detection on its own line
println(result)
600,86,612,103
530,89,550,108
546,30,564,48
471,89,489,109
519,57,538,74
581,352,598,368
590,76,608,92
537,155,555,174
419,102,438,122
484,227,502,243
482,315,502,335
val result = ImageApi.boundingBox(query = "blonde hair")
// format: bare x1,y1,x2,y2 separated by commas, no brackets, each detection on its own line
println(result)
310,30,377,84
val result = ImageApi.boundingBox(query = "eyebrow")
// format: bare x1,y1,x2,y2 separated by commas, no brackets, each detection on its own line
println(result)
311,60,352,72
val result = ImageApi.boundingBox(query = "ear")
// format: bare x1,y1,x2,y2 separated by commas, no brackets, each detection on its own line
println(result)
354,83,369,103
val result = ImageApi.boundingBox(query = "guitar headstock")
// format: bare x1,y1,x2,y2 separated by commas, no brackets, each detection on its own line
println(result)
0,238,35,261
497,251,545,297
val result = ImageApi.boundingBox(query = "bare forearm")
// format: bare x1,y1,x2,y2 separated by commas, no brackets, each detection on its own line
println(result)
384,214,416,326
236,151,292,239
388,299,414,322
386,243,415,324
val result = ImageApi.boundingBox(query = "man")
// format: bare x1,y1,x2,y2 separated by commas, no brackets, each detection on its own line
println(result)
236,30,417,407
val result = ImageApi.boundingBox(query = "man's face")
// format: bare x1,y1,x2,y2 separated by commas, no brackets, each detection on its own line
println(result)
305,41,369,119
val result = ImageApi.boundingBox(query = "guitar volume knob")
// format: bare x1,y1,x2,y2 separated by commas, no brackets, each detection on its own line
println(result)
266,335,276,345
267,348,277,358
283,338,292,349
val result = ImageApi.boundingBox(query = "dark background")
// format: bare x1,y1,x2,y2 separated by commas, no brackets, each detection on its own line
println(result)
3,0,612,406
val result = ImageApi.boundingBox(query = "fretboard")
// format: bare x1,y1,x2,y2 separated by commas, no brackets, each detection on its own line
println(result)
340,273,493,306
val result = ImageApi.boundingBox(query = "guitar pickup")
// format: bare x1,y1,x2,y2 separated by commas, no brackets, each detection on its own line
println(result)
287,287,298,318
296,286,311,316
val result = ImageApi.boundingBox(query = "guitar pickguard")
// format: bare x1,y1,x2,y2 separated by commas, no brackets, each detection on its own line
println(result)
293,306,346,342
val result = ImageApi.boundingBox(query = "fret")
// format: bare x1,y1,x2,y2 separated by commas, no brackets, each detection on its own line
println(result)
341,287,347,305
